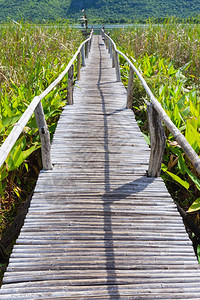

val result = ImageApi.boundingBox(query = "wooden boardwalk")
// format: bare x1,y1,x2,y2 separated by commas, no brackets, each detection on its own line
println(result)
1,35,200,299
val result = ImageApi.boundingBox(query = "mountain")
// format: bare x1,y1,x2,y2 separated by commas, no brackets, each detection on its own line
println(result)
0,0,199,23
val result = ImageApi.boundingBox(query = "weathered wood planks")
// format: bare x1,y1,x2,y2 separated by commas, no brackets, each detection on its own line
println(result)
1,35,200,299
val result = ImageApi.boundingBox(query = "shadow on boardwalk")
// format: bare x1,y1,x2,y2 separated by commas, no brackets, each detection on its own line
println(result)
98,36,155,298
102,176,155,298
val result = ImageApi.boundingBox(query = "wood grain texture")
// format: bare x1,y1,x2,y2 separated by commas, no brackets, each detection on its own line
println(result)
147,102,166,177
1,35,200,299
34,101,52,170
126,67,134,109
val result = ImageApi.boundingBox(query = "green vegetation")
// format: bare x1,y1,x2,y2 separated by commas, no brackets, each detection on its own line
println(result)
0,21,82,236
110,19,200,224
0,0,200,23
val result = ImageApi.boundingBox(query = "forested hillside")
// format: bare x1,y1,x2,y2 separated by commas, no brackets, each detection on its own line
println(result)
0,0,200,23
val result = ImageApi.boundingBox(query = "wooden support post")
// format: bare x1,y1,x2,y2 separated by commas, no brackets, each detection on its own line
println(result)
77,52,81,81
110,43,113,58
108,40,111,54
147,103,166,177
34,101,52,170
112,48,115,68
105,38,109,49
89,38,92,52
114,51,121,82
67,64,74,105
126,67,134,109
81,45,86,67
85,41,89,58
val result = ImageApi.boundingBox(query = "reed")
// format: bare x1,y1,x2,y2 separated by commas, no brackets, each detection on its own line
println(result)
111,19,200,219
0,21,82,234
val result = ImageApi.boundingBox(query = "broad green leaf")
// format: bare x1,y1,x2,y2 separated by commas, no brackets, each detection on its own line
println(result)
177,95,186,110
0,168,8,181
168,64,177,76
186,168,200,191
197,244,200,263
142,133,150,145
165,171,189,190
12,145,22,165
0,181,3,197
187,198,200,213
24,163,29,172
190,100,199,118
173,104,181,127
185,121,200,150
177,154,186,175
161,163,168,172
2,114,22,127
169,147,186,175
7,144,22,171
181,107,190,117
15,145,39,169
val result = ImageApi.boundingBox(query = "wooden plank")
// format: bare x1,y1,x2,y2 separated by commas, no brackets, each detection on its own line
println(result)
1,34,200,299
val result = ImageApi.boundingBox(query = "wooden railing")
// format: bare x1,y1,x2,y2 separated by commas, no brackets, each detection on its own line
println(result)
0,30,93,171
101,29,200,177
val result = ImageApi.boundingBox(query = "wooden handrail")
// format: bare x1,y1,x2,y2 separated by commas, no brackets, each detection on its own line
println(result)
101,29,200,176
0,30,93,170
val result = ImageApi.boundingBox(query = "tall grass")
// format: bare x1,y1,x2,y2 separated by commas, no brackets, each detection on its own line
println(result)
114,19,200,79
111,19,200,218
0,22,83,234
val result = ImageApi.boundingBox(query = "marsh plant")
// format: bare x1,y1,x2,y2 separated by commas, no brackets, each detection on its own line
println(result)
0,21,82,234
111,19,200,222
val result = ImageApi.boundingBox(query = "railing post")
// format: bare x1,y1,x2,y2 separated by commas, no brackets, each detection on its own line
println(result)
114,51,121,82
90,31,93,51
112,47,115,68
105,37,109,50
67,64,74,105
147,103,166,177
77,52,81,81
34,101,52,170
109,42,113,58
108,40,111,54
81,45,86,67
89,38,92,52
85,41,89,58
126,67,134,109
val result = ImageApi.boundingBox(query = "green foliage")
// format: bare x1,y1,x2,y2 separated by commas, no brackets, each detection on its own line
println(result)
165,170,190,190
110,20,200,236
0,21,83,234
188,198,200,213
0,0,200,23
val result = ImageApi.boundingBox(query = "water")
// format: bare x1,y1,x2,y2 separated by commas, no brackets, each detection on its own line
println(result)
73,24,135,34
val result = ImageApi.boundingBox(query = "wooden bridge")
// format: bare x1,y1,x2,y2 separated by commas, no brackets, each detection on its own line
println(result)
1,34,200,299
